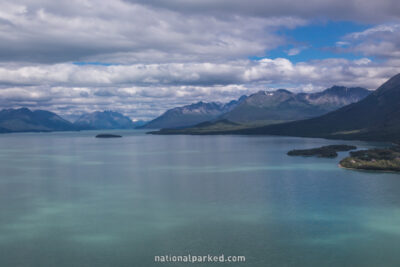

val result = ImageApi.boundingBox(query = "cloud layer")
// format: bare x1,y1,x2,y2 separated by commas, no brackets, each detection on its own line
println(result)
1,57,399,120
131,0,400,23
0,0,400,120
0,1,305,64
339,24,400,58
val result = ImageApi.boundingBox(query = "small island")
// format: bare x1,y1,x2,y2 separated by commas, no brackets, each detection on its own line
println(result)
288,145,357,158
95,134,122,138
340,147,400,172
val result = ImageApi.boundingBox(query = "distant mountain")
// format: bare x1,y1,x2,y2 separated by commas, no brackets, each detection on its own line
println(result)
298,86,370,108
229,73,400,142
131,120,148,128
220,86,370,124
74,111,135,130
0,126,11,133
141,96,247,129
0,108,77,132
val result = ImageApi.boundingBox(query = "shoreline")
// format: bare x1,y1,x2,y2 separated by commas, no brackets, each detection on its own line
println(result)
338,163,400,174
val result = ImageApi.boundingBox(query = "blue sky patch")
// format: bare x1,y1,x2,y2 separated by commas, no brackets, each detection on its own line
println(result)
251,20,371,62
73,62,116,66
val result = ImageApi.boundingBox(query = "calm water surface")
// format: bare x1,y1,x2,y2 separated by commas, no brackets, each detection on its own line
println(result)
0,130,399,267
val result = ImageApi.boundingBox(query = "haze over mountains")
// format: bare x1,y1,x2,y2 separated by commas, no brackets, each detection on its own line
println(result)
74,111,137,130
0,109,142,133
143,86,370,129
0,108,78,133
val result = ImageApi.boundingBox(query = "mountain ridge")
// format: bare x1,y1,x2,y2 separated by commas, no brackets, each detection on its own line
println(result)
0,108,143,133
220,86,371,124
143,86,370,129
0,108,78,132
213,74,400,142
141,96,247,129
73,111,136,130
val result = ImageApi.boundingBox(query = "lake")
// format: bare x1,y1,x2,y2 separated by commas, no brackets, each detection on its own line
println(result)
0,130,399,266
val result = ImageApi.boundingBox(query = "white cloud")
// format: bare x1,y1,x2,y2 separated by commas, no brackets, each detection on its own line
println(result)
286,48,302,56
339,24,400,58
0,58,396,89
335,41,350,47
0,0,400,119
348,24,400,39
0,57,399,120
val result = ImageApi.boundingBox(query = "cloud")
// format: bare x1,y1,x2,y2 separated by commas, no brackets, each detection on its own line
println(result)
335,41,350,47
286,46,308,56
0,84,252,120
128,0,400,23
0,57,399,120
0,0,400,120
1,0,399,65
0,58,397,89
339,24,400,58
0,0,306,64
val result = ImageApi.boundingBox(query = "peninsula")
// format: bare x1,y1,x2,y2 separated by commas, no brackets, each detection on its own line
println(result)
288,145,357,158
340,147,400,172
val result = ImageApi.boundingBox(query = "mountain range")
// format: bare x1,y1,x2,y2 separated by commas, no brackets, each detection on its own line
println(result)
3,75,396,140
232,73,400,142
0,109,143,133
153,73,400,143
141,96,247,129
143,86,370,129
0,84,371,133
0,108,78,133
73,111,137,130
220,86,370,124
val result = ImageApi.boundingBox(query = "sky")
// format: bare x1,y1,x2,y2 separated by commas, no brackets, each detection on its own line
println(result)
1,0,400,121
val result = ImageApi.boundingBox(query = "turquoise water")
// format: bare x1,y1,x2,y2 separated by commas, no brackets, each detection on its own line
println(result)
0,130,399,267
